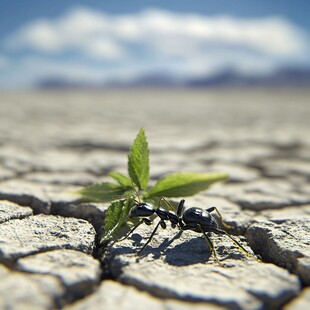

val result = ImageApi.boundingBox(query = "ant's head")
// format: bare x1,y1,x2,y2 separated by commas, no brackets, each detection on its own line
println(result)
129,202,155,218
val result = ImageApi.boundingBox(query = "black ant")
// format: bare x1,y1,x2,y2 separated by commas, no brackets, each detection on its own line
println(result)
117,194,253,265
118,196,180,253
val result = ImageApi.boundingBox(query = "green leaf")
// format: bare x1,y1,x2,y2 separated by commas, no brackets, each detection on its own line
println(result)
146,172,228,198
77,182,128,202
109,171,132,188
101,198,135,244
128,128,149,190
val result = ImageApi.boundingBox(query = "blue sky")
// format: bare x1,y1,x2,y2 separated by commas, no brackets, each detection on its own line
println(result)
1,0,310,88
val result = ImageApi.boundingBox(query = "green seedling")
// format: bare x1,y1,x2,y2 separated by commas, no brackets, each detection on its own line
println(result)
77,128,228,245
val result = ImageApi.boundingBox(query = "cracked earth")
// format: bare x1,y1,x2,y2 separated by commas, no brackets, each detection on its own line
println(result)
0,89,309,309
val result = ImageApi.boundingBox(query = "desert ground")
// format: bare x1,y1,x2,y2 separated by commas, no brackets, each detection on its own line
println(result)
0,88,309,309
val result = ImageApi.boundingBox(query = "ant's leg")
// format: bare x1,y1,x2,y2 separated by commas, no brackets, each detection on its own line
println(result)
157,196,175,211
207,207,232,230
224,232,253,257
117,218,151,242
211,228,252,257
116,221,142,242
137,220,163,254
177,199,185,217
198,225,222,266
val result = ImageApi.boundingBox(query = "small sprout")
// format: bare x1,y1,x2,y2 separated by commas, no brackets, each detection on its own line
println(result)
101,198,138,245
128,127,149,191
77,182,130,203
145,172,228,198
108,172,132,188
77,128,228,245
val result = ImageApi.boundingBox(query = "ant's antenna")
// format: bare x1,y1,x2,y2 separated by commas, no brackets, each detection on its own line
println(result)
131,181,141,203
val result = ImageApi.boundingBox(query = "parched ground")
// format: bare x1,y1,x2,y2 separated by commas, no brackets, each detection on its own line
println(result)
0,88,309,309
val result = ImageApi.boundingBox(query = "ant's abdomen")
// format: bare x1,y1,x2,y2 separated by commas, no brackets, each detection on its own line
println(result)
182,207,215,227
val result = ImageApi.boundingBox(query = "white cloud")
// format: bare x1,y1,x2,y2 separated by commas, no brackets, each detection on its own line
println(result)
125,10,306,56
1,7,309,87
18,20,62,52
7,8,126,60
8,8,306,57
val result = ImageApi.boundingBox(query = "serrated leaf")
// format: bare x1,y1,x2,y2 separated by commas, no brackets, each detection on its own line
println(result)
128,128,149,190
109,171,132,187
146,172,228,198
101,198,135,244
77,182,128,202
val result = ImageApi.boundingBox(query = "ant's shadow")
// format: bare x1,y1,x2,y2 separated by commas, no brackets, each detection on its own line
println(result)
162,237,212,266
114,232,212,266
137,232,212,266
112,234,144,255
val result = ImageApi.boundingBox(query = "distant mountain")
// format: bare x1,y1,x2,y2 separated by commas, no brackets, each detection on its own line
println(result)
37,78,95,89
104,73,182,88
188,68,310,88
263,68,310,86
37,67,310,89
